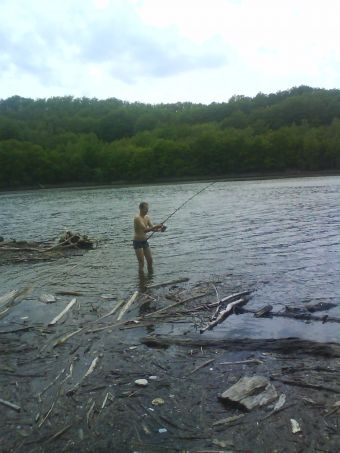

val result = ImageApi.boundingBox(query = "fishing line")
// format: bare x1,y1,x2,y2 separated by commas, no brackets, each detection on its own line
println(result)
147,181,216,240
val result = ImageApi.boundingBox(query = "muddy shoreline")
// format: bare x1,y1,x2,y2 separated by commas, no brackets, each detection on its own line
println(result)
1,265,339,453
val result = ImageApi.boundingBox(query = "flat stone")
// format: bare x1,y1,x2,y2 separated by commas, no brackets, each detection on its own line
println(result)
220,375,278,410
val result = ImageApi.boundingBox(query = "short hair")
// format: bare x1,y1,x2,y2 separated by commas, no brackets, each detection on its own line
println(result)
139,201,148,210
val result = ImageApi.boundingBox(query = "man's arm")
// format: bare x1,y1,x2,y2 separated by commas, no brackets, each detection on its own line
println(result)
146,216,163,233
135,216,161,233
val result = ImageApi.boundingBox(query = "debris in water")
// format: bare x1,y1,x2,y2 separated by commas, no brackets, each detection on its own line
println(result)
151,398,164,406
40,293,57,303
135,379,148,387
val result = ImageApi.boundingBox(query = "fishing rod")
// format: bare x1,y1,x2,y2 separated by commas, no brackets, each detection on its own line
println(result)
148,181,216,240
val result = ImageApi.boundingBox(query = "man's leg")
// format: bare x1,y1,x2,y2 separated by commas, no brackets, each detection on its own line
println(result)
135,248,145,272
143,246,153,273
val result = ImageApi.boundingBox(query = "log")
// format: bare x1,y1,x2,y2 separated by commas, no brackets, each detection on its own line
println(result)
211,290,250,320
142,336,340,357
200,298,247,333
270,376,340,393
238,307,340,324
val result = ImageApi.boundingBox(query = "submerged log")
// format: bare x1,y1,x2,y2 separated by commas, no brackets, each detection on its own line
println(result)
142,336,340,357
146,277,189,289
238,307,340,324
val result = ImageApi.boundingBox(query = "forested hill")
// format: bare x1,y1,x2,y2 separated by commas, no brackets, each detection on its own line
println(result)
1,85,340,188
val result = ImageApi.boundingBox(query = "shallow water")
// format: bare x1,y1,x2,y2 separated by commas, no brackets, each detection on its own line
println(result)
0,176,339,341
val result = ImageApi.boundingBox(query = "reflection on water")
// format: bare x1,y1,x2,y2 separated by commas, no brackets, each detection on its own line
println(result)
137,269,154,293
0,176,339,342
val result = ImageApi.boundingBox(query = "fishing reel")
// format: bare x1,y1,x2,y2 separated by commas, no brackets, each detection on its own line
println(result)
161,225,167,232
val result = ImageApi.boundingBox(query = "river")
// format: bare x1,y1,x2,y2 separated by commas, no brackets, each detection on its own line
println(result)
0,176,339,342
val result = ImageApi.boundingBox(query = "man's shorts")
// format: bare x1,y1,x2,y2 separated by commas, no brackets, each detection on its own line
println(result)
133,240,149,250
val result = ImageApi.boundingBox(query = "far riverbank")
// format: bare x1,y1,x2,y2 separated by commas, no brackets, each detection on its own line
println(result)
1,169,340,194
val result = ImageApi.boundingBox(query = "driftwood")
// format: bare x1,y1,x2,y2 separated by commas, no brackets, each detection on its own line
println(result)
0,397,21,412
66,356,99,395
270,376,340,393
146,277,189,289
143,293,209,319
200,298,247,333
142,336,340,357
238,307,340,324
212,414,245,427
0,287,32,319
52,328,83,348
95,300,125,323
220,359,263,366
48,298,77,326
212,291,251,320
255,305,273,318
117,291,139,321
187,358,215,376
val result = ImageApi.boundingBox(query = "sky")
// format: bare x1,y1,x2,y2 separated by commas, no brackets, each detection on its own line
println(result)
1,0,340,104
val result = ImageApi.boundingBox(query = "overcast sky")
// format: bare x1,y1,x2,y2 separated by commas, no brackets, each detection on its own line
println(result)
1,0,339,104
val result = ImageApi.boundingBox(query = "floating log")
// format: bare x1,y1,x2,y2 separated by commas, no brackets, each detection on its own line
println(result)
305,301,337,312
238,307,340,324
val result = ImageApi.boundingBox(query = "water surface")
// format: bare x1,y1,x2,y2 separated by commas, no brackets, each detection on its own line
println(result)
1,176,339,342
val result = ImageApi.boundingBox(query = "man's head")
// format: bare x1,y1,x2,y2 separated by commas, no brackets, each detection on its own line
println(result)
139,201,149,214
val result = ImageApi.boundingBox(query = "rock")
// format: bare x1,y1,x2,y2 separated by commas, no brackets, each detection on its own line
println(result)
135,379,148,387
40,293,57,303
220,375,278,410
290,418,301,433
151,398,164,406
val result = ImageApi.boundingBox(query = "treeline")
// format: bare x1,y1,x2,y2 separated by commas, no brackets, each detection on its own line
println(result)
1,85,340,188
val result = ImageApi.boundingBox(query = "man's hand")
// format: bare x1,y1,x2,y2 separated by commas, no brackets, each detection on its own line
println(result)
152,224,166,232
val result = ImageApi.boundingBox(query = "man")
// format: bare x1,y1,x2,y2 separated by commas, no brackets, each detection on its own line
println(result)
133,202,165,273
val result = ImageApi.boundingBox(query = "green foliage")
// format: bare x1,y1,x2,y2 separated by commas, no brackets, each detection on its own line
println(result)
0,86,340,188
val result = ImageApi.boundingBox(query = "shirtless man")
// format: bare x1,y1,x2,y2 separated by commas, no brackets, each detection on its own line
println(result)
133,202,164,273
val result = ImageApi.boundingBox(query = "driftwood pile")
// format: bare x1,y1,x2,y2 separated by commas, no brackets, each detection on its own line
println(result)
0,231,96,264
0,276,339,452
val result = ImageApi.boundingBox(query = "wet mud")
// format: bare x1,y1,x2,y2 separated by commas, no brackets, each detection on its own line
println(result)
1,273,339,453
